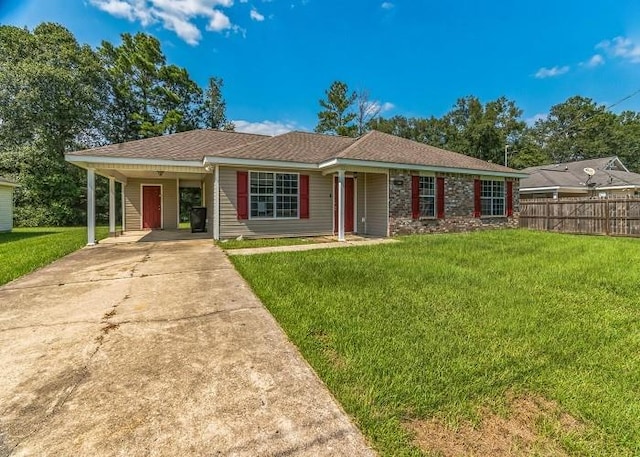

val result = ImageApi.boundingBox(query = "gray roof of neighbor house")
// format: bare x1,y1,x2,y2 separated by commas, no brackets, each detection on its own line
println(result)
67,129,269,161
66,128,523,175
521,156,640,190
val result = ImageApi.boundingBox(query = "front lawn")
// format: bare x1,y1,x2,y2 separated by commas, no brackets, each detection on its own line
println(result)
218,236,327,250
0,227,108,286
231,230,640,456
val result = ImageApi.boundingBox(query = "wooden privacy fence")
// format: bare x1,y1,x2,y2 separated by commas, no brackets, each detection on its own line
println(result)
519,197,640,237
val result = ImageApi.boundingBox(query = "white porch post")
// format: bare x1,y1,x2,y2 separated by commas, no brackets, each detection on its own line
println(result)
87,168,96,246
121,183,126,233
109,177,116,236
176,178,181,228
337,170,346,242
213,165,220,240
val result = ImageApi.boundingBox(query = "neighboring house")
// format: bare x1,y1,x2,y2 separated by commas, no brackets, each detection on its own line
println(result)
0,177,18,232
520,156,640,199
65,129,526,244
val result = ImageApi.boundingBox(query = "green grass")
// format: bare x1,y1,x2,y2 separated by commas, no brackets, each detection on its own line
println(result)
231,230,640,456
0,226,109,286
218,236,325,250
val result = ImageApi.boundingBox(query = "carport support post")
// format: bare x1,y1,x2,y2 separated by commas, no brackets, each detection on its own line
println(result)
121,183,126,233
337,170,346,242
213,164,220,240
87,168,96,246
109,177,116,237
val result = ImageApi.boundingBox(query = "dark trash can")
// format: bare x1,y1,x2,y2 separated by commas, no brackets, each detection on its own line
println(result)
189,207,207,233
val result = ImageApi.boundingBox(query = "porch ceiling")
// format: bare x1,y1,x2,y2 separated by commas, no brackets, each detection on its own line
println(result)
69,159,209,183
96,168,209,182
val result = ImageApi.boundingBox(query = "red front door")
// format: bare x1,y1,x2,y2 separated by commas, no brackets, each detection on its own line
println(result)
334,177,355,233
142,186,162,229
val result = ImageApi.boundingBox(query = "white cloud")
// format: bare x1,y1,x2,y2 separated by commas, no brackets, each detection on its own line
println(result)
534,65,570,79
92,0,136,20
381,2,394,9
581,53,605,68
89,0,241,45
525,113,547,126
380,101,395,112
233,120,302,136
250,8,265,21
363,100,395,117
206,9,232,31
597,36,640,63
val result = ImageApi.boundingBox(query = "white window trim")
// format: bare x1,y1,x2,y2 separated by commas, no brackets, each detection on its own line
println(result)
418,176,436,218
480,179,506,217
248,170,300,220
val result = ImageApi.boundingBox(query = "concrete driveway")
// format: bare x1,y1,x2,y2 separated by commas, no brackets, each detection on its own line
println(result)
0,240,374,457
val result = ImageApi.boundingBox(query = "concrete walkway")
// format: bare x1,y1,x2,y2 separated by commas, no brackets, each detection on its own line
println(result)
226,238,397,256
0,240,374,456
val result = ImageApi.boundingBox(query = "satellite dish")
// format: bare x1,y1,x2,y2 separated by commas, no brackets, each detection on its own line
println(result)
584,167,596,176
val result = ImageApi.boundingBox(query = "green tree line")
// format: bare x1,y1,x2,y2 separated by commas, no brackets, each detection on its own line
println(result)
315,81,640,172
3,24,639,228
0,23,231,226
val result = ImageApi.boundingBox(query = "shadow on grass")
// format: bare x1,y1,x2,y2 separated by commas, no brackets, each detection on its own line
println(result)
0,231,56,244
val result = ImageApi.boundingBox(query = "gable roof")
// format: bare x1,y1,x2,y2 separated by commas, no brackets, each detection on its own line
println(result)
333,130,515,173
521,156,640,190
215,131,358,163
67,129,268,161
66,128,524,176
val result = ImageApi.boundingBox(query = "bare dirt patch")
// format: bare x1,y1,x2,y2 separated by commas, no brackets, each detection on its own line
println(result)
405,393,585,457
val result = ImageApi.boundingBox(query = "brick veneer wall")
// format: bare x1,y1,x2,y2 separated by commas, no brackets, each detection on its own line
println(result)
388,170,520,236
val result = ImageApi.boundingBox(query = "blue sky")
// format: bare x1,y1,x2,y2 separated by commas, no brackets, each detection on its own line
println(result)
3,0,640,135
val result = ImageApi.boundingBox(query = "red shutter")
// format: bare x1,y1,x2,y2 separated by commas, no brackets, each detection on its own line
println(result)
300,175,309,219
436,177,445,219
237,171,248,220
411,175,420,219
473,179,482,218
506,180,513,217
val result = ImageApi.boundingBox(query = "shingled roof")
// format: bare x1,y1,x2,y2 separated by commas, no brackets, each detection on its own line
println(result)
215,131,357,163
521,156,640,189
334,130,515,173
67,128,522,175
67,129,268,161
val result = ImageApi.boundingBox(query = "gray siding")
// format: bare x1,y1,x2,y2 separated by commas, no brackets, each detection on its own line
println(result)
0,186,13,232
204,173,214,234
364,173,388,237
124,178,178,231
219,167,333,239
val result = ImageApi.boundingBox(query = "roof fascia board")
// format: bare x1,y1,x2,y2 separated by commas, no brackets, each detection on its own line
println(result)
0,182,19,188
204,156,317,170
321,165,389,176
599,185,640,190
65,154,203,168
520,186,587,193
319,158,528,178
